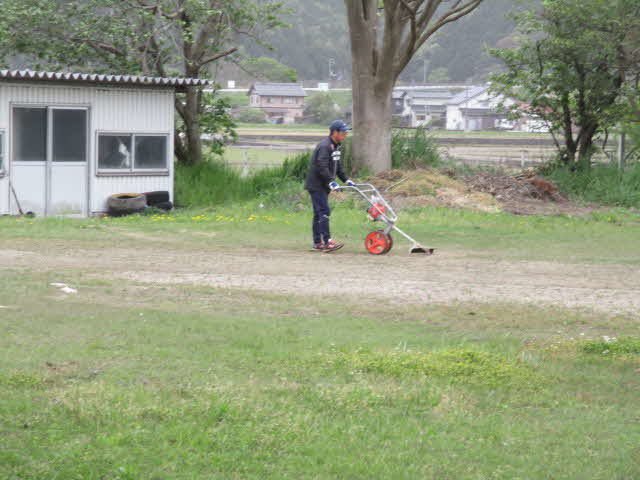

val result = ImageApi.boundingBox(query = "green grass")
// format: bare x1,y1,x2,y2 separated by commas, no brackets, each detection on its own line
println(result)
220,148,301,166
546,163,640,208
1,262,638,479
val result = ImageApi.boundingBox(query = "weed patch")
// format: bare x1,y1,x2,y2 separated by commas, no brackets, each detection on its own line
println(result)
326,347,540,387
0,372,46,389
581,337,640,355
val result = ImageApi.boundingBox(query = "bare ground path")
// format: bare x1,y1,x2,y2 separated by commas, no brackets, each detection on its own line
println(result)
2,241,639,317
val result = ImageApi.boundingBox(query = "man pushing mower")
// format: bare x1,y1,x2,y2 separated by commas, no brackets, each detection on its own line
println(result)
304,120,355,252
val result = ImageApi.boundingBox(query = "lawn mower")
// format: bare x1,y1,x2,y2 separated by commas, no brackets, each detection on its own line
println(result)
337,182,434,255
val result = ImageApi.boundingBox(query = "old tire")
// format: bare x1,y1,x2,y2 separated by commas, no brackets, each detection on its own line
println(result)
155,201,173,211
143,190,170,206
107,193,147,216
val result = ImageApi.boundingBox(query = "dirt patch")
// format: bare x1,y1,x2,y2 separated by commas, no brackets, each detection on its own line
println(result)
2,243,639,318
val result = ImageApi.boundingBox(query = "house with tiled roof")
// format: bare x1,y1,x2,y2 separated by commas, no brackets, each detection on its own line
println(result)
247,82,306,124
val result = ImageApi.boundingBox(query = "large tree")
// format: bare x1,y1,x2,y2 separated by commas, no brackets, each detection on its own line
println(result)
0,0,286,165
345,0,484,172
490,0,640,170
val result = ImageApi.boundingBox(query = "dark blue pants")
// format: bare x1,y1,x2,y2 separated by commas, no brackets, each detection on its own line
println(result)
309,190,331,244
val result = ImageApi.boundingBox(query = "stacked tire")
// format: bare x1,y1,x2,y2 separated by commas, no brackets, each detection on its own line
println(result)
143,191,173,211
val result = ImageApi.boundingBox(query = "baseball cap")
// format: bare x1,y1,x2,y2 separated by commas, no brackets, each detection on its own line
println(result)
329,120,352,132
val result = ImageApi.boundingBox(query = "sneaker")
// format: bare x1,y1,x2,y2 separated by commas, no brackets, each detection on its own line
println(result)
311,242,325,251
323,239,344,252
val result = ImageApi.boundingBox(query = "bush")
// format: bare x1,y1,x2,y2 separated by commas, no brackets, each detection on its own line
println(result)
234,108,267,124
304,93,340,125
175,154,309,209
391,127,441,169
544,163,640,207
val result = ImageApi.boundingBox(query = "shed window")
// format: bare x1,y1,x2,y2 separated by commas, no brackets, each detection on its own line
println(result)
53,110,87,162
134,136,167,169
14,108,47,162
98,133,168,172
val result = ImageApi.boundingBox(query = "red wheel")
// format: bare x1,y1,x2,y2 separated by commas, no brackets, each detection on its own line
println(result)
365,230,393,255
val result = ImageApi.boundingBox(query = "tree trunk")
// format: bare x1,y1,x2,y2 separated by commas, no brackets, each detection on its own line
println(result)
345,0,484,172
176,86,204,166
576,124,598,170
346,0,395,172
351,73,394,172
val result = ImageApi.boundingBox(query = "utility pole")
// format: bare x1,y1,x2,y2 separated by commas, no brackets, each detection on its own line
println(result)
328,58,337,80
423,59,427,84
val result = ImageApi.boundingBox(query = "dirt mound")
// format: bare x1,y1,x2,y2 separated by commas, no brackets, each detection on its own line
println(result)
464,172,565,203
364,169,500,213
351,168,600,217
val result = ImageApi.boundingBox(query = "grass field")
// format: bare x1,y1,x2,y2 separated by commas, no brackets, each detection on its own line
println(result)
220,148,298,166
1,206,639,479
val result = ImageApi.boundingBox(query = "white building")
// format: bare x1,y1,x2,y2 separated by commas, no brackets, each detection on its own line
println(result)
446,86,509,131
0,70,208,217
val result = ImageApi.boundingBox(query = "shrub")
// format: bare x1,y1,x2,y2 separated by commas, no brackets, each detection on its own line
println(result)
391,127,441,169
235,108,267,124
544,162,640,207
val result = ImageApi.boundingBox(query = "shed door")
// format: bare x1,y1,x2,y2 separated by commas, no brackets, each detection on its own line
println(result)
11,107,88,216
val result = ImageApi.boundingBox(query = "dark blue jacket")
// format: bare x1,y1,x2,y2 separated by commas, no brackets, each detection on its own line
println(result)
304,136,347,192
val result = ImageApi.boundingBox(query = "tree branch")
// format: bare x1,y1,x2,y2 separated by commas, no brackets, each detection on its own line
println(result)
200,47,239,66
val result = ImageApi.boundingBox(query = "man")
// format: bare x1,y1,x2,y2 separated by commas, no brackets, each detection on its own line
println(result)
304,119,355,252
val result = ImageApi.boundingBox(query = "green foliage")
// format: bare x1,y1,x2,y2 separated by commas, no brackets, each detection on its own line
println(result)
175,157,301,208
0,0,288,165
544,163,640,208
328,347,539,386
244,56,298,82
303,92,339,125
234,108,267,124
391,127,442,169
581,337,640,355
198,92,237,156
490,0,639,170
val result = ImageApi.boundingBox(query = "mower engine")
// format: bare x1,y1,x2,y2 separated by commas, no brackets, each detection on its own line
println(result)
367,201,386,221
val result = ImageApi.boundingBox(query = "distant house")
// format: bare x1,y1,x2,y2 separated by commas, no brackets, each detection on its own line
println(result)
247,82,306,124
446,86,509,131
404,89,456,128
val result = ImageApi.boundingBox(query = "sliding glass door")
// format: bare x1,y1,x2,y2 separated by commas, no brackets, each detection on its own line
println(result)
11,106,88,216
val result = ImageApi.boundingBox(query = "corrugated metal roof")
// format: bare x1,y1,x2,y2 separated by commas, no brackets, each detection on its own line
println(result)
0,69,211,92
406,90,453,99
448,86,488,105
249,82,307,97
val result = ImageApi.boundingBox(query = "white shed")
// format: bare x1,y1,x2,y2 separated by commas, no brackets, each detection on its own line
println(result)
0,70,209,217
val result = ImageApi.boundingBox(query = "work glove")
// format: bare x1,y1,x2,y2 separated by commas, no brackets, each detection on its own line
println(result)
346,179,356,187
328,181,340,191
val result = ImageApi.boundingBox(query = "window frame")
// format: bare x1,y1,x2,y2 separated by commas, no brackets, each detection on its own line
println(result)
96,131,170,176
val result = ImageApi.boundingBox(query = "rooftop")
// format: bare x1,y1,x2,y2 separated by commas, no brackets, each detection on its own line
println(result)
448,86,488,105
249,82,307,97
0,69,211,92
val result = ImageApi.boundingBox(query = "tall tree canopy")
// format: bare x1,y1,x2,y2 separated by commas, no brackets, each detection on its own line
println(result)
0,0,287,165
345,0,484,172
491,0,640,170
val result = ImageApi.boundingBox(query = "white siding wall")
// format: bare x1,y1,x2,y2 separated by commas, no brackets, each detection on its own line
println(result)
0,82,174,216
0,129,7,214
